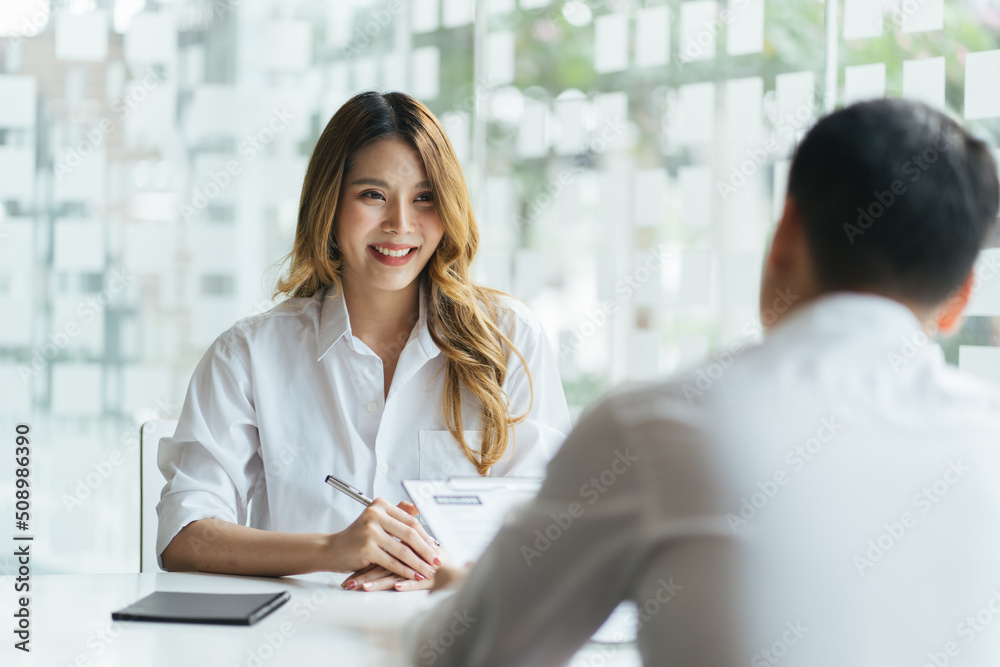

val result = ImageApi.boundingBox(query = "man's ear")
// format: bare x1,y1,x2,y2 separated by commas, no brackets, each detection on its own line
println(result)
767,197,803,271
936,270,976,334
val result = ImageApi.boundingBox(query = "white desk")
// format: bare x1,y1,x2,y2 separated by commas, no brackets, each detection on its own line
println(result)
9,573,642,666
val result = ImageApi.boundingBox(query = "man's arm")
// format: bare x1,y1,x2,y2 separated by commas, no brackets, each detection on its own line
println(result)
410,388,745,666
410,399,648,667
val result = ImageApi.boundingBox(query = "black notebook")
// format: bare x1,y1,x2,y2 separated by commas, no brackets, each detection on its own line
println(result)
111,590,290,626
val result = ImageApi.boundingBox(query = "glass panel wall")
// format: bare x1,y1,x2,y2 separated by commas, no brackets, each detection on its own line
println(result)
0,0,997,574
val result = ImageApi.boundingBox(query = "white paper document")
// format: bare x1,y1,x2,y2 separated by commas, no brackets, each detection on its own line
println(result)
403,477,543,566
404,477,639,643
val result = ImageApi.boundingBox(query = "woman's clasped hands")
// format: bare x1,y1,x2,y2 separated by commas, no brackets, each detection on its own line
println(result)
335,499,445,592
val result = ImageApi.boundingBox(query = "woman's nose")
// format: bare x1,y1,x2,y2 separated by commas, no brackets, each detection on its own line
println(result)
383,199,415,233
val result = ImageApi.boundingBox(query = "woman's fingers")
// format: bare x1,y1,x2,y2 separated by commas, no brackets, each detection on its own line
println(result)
375,526,436,579
392,574,434,592
341,564,436,592
340,563,379,589
333,498,440,580
361,575,402,591
343,565,397,591
397,500,419,516
383,502,440,559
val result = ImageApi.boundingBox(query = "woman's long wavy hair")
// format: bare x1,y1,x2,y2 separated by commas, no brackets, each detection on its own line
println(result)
274,91,532,476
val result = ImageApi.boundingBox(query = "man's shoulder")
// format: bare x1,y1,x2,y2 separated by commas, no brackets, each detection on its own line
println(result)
933,361,1000,415
579,379,709,438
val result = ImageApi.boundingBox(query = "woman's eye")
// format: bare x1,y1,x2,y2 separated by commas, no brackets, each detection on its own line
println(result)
361,191,385,201
415,192,434,202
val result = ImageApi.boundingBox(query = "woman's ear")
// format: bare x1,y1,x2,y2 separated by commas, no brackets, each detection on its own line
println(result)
935,269,976,334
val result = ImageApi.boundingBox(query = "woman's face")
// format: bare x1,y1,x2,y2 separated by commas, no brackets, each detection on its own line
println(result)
335,136,445,296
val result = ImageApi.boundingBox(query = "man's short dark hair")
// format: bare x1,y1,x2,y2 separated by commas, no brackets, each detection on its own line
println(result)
787,98,1000,305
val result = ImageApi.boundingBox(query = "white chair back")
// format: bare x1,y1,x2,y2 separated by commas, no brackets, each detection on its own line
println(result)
139,419,178,572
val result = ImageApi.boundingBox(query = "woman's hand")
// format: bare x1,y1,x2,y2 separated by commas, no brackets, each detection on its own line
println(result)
341,563,436,591
341,557,472,593
325,499,441,583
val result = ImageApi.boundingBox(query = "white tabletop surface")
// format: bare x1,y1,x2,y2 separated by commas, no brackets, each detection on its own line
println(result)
6,572,641,667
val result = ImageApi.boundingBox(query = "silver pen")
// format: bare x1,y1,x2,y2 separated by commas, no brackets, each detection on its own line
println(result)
324,474,440,546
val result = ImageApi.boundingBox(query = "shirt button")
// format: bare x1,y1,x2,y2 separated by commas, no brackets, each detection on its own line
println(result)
367,402,377,412
378,463,388,474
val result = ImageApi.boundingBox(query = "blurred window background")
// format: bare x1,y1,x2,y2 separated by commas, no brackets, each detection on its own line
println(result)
0,0,998,574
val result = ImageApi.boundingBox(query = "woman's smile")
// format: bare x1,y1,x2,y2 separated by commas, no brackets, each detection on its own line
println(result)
368,243,420,266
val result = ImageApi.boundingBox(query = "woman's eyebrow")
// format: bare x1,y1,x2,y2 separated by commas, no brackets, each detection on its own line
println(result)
351,177,389,187
350,177,433,189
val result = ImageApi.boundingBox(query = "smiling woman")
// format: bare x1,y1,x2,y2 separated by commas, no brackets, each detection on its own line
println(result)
155,91,571,593
335,136,445,306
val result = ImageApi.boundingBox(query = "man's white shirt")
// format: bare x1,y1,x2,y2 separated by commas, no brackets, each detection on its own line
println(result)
413,293,1000,666
155,284,571,568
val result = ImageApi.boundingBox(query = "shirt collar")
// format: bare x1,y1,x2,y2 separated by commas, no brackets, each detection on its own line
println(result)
316,281,440,362
316,285,349,362
769,291,930,344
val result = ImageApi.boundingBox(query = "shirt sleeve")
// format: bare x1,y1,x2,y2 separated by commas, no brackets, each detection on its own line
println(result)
155,328,263,569
409,399,646,667
489,301,572,478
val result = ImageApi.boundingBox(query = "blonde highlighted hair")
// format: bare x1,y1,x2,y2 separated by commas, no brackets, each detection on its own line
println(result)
275,91,531,475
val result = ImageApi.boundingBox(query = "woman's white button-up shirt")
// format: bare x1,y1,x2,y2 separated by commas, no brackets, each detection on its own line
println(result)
155,284,571,567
